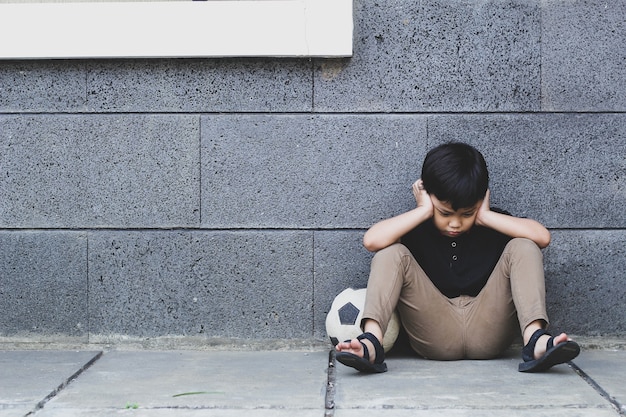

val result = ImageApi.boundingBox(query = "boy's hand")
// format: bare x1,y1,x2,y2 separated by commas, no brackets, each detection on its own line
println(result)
475,189,491,226
473,189,551,248
412,179,433,217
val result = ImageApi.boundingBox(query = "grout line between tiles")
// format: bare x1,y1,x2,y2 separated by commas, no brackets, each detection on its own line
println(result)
569,361,626,416
26,351,104,416
324,349,337,417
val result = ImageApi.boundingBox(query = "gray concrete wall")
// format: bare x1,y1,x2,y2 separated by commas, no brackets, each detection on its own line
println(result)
1,0,624,344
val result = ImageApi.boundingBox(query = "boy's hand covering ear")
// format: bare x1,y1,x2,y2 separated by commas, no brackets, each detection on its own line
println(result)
412,180,422,204
412,179,433,216
476,189,491,226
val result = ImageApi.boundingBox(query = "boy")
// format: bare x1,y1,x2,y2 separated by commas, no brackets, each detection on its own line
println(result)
335,142,580,373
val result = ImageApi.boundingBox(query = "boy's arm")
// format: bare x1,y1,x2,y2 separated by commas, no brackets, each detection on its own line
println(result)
475,190,551,249
363,180,433,252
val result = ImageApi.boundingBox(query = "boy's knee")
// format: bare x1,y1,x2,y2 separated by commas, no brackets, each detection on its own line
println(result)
506,238,543,258
370,243,413,271
372,243,411,261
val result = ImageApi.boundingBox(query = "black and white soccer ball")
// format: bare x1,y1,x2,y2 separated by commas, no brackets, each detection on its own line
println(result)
325,287,400,353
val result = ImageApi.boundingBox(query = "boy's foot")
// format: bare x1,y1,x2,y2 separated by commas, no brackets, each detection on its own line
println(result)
533,332,568,358
335,332,387,373
518,329,580,372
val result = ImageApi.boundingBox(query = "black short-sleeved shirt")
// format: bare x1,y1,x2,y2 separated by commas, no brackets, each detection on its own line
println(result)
400,213,512,298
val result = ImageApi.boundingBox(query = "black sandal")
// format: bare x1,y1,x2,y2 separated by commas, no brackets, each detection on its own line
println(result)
336,332,387,373
518,329,580,373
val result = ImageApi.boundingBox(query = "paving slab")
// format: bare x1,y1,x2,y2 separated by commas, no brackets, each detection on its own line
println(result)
332,350,618,417
36,350,329,417
573,350,626,415
0,350,101,417
35,409,319,417
2,347,623,417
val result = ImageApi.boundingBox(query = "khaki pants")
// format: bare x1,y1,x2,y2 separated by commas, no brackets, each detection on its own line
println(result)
363,238,549,360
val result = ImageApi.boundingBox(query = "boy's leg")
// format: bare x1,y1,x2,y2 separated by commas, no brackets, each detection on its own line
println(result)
464,238,548,359
362,243,466,360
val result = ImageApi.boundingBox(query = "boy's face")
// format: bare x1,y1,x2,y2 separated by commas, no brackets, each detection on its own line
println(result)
430,195,482,238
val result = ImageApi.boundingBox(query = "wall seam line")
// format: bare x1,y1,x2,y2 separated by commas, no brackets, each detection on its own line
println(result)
198,115,203,226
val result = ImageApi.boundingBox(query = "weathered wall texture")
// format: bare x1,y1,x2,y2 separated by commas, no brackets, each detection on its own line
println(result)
1,0,624,344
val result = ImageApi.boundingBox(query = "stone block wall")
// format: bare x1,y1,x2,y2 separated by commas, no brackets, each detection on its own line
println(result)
1,0,624,344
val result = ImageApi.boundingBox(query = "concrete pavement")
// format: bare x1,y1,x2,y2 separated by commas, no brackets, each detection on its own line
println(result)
1,340,625,417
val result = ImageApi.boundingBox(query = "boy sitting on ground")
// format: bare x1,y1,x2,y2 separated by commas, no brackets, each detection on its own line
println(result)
335,142,580,373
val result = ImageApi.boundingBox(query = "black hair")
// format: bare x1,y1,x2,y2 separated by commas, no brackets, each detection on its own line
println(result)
421,142,489,211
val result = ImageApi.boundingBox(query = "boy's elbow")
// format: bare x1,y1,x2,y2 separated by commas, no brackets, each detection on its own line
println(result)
537,230,551,249
362,235,379,252
363,235,399,252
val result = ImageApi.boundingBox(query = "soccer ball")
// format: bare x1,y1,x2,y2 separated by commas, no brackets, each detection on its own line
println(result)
325,287,400,353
